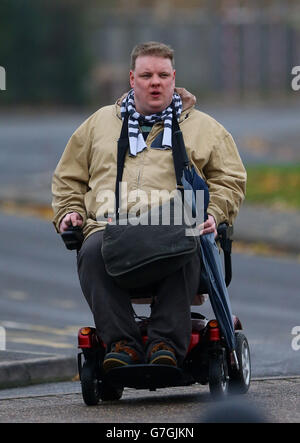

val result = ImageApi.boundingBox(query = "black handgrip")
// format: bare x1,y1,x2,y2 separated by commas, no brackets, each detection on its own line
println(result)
217,223,233,250
217,223,233,287
61,225,84,251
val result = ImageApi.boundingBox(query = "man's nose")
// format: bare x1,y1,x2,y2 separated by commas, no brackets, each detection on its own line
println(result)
150,74,161,85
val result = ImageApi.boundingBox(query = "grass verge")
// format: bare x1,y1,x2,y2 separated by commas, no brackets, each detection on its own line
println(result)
245,163,300,210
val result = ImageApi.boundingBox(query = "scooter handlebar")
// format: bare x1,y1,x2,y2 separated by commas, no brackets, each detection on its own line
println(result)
61,225,84,251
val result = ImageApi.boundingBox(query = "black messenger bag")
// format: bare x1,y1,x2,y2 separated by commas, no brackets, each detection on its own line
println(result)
101,111,202,289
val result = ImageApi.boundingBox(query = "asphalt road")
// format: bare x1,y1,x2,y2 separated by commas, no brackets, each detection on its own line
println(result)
0,212,93,355
0,378,299,423
0,212,299,378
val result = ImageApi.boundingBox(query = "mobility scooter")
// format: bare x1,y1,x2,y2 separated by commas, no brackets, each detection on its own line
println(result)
62,223,251,406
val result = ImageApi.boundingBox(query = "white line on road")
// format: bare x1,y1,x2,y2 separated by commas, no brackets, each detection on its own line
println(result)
0,321,79,337
8,337,74,349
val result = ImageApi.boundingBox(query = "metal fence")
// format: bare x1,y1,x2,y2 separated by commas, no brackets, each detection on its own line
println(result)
2,3,299,106
87,8,300,105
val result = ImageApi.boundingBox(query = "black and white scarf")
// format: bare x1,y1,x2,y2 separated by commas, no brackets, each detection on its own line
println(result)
120,89,182,156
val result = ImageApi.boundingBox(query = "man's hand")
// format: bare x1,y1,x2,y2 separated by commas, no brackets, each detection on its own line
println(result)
198,214,217,238
59,212,83,233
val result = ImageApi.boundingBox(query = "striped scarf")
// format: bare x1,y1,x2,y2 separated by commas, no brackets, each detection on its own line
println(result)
120,89,182,157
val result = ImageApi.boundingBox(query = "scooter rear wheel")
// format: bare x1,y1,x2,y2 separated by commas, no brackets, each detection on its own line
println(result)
208,351,229,399
81,360,101,406
229,332,251,394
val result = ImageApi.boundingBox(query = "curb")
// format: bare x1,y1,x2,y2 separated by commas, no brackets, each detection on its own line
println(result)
0,355,78,390
0,354,299,391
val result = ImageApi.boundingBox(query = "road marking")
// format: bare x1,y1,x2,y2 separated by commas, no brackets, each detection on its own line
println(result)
0,321,80,337
9,337,74,349
253,375,300,381
3,290,29,300
1,321,82,350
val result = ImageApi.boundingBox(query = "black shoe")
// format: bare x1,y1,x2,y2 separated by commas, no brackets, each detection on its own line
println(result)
103,340,141,373
148,342,177,367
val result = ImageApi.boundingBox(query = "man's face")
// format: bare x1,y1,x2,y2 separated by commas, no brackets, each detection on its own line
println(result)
129,55,176,115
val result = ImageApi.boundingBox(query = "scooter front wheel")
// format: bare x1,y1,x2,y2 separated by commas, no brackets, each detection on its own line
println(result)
100,382,123,401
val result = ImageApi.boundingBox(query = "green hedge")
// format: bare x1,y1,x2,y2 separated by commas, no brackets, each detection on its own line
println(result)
0,0,91,105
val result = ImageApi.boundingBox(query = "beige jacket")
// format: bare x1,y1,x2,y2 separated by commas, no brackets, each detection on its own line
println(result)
52,88,246,239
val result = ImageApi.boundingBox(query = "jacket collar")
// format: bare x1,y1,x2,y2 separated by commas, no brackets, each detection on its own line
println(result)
115,87,196,122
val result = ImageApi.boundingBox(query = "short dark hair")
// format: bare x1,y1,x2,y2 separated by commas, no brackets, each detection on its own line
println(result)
130,41,175,71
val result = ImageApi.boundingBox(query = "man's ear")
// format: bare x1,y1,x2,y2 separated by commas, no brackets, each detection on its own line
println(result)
129,70,134,88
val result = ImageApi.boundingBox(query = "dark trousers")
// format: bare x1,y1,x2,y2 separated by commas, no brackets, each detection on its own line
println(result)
77,231,201,365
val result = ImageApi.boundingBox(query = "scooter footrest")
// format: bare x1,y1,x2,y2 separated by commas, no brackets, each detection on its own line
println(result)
104,364,186,390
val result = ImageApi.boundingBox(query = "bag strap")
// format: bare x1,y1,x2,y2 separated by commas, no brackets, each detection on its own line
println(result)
115,112,129,217
171,107,190,187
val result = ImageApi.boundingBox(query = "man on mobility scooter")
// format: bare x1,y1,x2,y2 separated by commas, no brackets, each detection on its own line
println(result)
52,42,248,404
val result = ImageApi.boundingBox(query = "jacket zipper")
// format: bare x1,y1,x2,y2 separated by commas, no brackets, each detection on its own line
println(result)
137,171,141,198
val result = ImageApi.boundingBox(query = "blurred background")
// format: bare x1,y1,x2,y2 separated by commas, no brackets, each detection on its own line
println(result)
0,0,299,209
0,0,299,383
1,0,300,107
